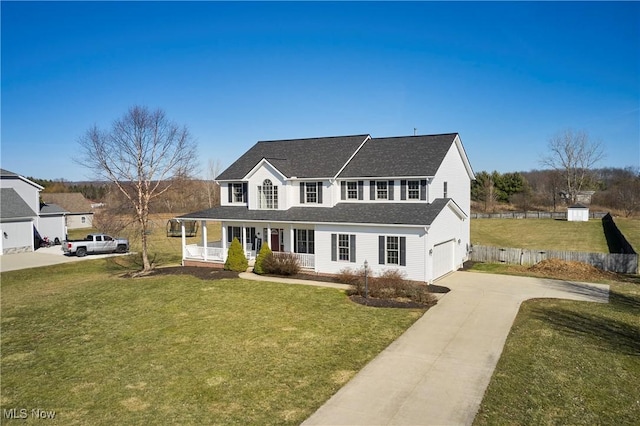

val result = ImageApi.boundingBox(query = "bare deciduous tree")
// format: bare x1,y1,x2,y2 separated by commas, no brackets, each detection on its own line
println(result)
541,129,605,205
205,158,222,208
77,106,198,272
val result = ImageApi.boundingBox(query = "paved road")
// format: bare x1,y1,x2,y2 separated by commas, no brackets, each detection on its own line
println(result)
303,271,609,426
0,246,130,272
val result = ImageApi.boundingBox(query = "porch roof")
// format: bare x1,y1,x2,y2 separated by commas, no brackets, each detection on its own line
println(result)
178,199,454,227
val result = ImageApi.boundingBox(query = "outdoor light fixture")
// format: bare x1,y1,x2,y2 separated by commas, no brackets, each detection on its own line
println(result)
429,249,433,255
363,260,369,299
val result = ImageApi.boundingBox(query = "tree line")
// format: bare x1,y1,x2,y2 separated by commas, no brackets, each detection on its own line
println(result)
472,167,640,216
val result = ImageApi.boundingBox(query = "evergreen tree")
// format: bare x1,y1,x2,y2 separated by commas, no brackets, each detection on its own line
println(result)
253,243,272,275
224,238,248,272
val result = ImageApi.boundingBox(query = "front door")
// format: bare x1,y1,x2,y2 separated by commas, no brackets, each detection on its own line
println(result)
270,230,280,252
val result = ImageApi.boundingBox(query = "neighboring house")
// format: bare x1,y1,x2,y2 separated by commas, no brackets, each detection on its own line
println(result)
0,169,68,254
0,188,37,254
39,202,69,242
41,193,94,229
176,133,475,283
559,190,595,205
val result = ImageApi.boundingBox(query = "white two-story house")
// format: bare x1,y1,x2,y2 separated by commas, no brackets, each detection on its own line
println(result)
177,133,475,283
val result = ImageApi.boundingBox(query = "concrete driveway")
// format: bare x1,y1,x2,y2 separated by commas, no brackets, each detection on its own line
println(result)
303,271,609,426
0,246,130,273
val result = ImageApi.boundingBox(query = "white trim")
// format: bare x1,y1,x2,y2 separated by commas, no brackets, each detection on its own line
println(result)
332,135,371,180
243,158,288,181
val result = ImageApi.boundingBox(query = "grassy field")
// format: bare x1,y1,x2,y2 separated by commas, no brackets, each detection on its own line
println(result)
614,217,640,252
471,218,609,252
474,279,640,425
0,260,423,425
67,213,221,266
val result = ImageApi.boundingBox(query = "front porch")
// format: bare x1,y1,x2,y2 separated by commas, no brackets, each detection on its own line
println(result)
183,242,315,269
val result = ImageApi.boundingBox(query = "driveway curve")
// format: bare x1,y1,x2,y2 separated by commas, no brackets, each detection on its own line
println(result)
303,271,609,426
0,246,130,272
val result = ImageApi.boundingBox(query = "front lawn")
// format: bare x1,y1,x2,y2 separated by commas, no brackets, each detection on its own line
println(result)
0,260,423,424
471,218,609,252
474,280,640,424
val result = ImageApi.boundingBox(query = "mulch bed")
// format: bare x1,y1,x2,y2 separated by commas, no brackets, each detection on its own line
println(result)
348,295,435,309
146,266,239,280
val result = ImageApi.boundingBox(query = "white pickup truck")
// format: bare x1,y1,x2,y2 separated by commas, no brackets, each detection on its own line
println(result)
63,233,129,257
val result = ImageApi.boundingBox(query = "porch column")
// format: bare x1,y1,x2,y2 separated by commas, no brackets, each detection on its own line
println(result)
289,228,294,253
266,224,271,249
202,220,208,261
241,225,247,255
180,220,186,265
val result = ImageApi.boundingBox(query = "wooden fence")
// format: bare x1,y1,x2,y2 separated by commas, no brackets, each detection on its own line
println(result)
470,245,638,274
470,211,608,220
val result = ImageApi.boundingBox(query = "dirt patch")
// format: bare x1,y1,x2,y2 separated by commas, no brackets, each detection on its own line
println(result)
145,266,239,280
527,258,619,282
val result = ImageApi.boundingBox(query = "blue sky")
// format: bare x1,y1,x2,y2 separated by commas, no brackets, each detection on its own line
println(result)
2,1,639,182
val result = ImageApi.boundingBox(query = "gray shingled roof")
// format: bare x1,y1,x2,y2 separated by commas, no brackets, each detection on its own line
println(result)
216,135,369,180
338,134,458,178
41,193,93,214
178,199,452,226
0,168,20,177
0,188,37,219
40,203,69,215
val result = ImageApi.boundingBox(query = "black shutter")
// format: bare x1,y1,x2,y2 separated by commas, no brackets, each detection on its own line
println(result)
401,180,407,200
227,226,232,243
358,181,364,200
242,183,248,203
317,182,323,204
228,183,232,203
293,229,298,253
388,180,394,200
400,237,406,266
341,181,346,200
379,236,385,264
331,234,337,261
420,179,427,200
350,234,356,262
370,181,376,200
300,183,305,204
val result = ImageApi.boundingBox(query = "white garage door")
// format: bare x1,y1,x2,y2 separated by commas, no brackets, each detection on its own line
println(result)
433,239,455,280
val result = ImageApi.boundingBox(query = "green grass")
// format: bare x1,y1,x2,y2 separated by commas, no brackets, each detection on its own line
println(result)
474,280,640,425
67,213,220,266
1,260,423,425
614,217,640,253
471,218,609,252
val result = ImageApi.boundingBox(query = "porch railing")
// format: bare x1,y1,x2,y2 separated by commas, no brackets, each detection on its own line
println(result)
272,252,315,269
184,244,314,269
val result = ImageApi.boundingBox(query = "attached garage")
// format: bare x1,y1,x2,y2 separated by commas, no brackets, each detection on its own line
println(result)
432,239,455,280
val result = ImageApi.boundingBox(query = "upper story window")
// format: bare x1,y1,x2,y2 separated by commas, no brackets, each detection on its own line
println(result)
258,179,278,209
306,183,317,203
407,180,420,200
228,182,247,203
376,181,388,200
370,180,394,200
401,179,427,201
341,181,363,200
347,182,358,199
300,182,323,204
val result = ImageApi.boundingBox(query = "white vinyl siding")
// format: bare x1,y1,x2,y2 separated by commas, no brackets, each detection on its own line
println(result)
316,225,424,281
